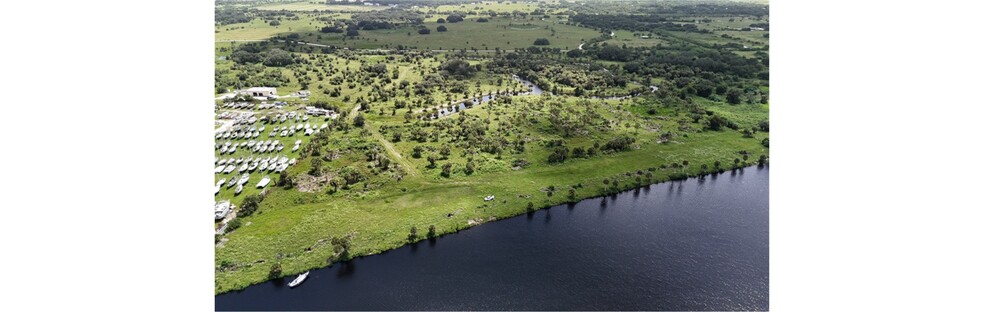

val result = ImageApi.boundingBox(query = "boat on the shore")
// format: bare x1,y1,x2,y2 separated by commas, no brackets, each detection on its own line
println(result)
288,271,309,288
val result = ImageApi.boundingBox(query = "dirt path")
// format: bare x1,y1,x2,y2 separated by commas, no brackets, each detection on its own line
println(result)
371,126,418,178
349,104,418,178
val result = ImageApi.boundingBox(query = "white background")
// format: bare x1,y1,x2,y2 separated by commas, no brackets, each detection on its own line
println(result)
2,0,982,310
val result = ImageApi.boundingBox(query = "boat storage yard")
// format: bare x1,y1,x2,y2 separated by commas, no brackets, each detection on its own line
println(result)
214,98,337,224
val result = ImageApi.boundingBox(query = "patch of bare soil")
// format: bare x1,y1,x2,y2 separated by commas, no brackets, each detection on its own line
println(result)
296,173,335,193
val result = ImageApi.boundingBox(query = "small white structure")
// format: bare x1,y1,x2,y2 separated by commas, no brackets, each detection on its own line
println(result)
244,87,277,98
215,200,232,220
305,106,338,119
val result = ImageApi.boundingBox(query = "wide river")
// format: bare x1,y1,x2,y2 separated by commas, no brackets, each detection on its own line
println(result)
216,166,769,310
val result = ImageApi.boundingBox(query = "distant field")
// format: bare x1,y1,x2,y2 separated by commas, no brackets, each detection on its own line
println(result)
311,17,599,50
608,31,668,48
257,2,387,12
216,15,322,41
431,1,540,14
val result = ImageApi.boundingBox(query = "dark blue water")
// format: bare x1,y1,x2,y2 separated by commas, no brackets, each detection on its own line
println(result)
216,166,769,311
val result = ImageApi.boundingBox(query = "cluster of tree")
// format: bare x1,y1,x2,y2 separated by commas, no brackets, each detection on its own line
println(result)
617,47,766,79
707,113,739,131
533,38,551,45
446,14,465,23
601,135,636,152
230,44,298,67
239,194,263,217
439,59,477,78
351,9,424,30
320,25,344,33
644,3,769,17
215,6,252,25
570,14,709,34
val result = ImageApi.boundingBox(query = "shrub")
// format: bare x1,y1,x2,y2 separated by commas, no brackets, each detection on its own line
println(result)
437,25,448,32
239,195,263,217
533,38,550,45
268,262,282,279
226,218,242,232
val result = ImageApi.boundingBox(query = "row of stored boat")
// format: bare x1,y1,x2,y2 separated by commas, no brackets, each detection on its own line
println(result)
217,138,304,155
214,173,274,195
214,155,296,175
215,123,327,141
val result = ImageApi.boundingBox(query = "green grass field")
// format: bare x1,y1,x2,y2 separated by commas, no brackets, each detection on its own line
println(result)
298,17,598,50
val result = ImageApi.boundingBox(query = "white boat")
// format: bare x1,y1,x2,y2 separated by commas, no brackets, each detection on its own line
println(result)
277,144,284,151
216,178,226,187
256,176,271,188
223,165,235,174
258,162,268,171
484,195,495,201
248,162,258,171
280,130,288,137
289,158,296,165
214,165,225,173
214,185,221,195
226,176,237,187
235,184,243,195
295,140,302,145
228,145,237,153
238,163,248,172
219,145,228,154
295,124,303,131
259,125,265,132
239,174,250,185
218,159,227,166
292,145,299,152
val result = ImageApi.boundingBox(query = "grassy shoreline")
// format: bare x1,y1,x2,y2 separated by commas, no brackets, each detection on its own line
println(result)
215,132,767,294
